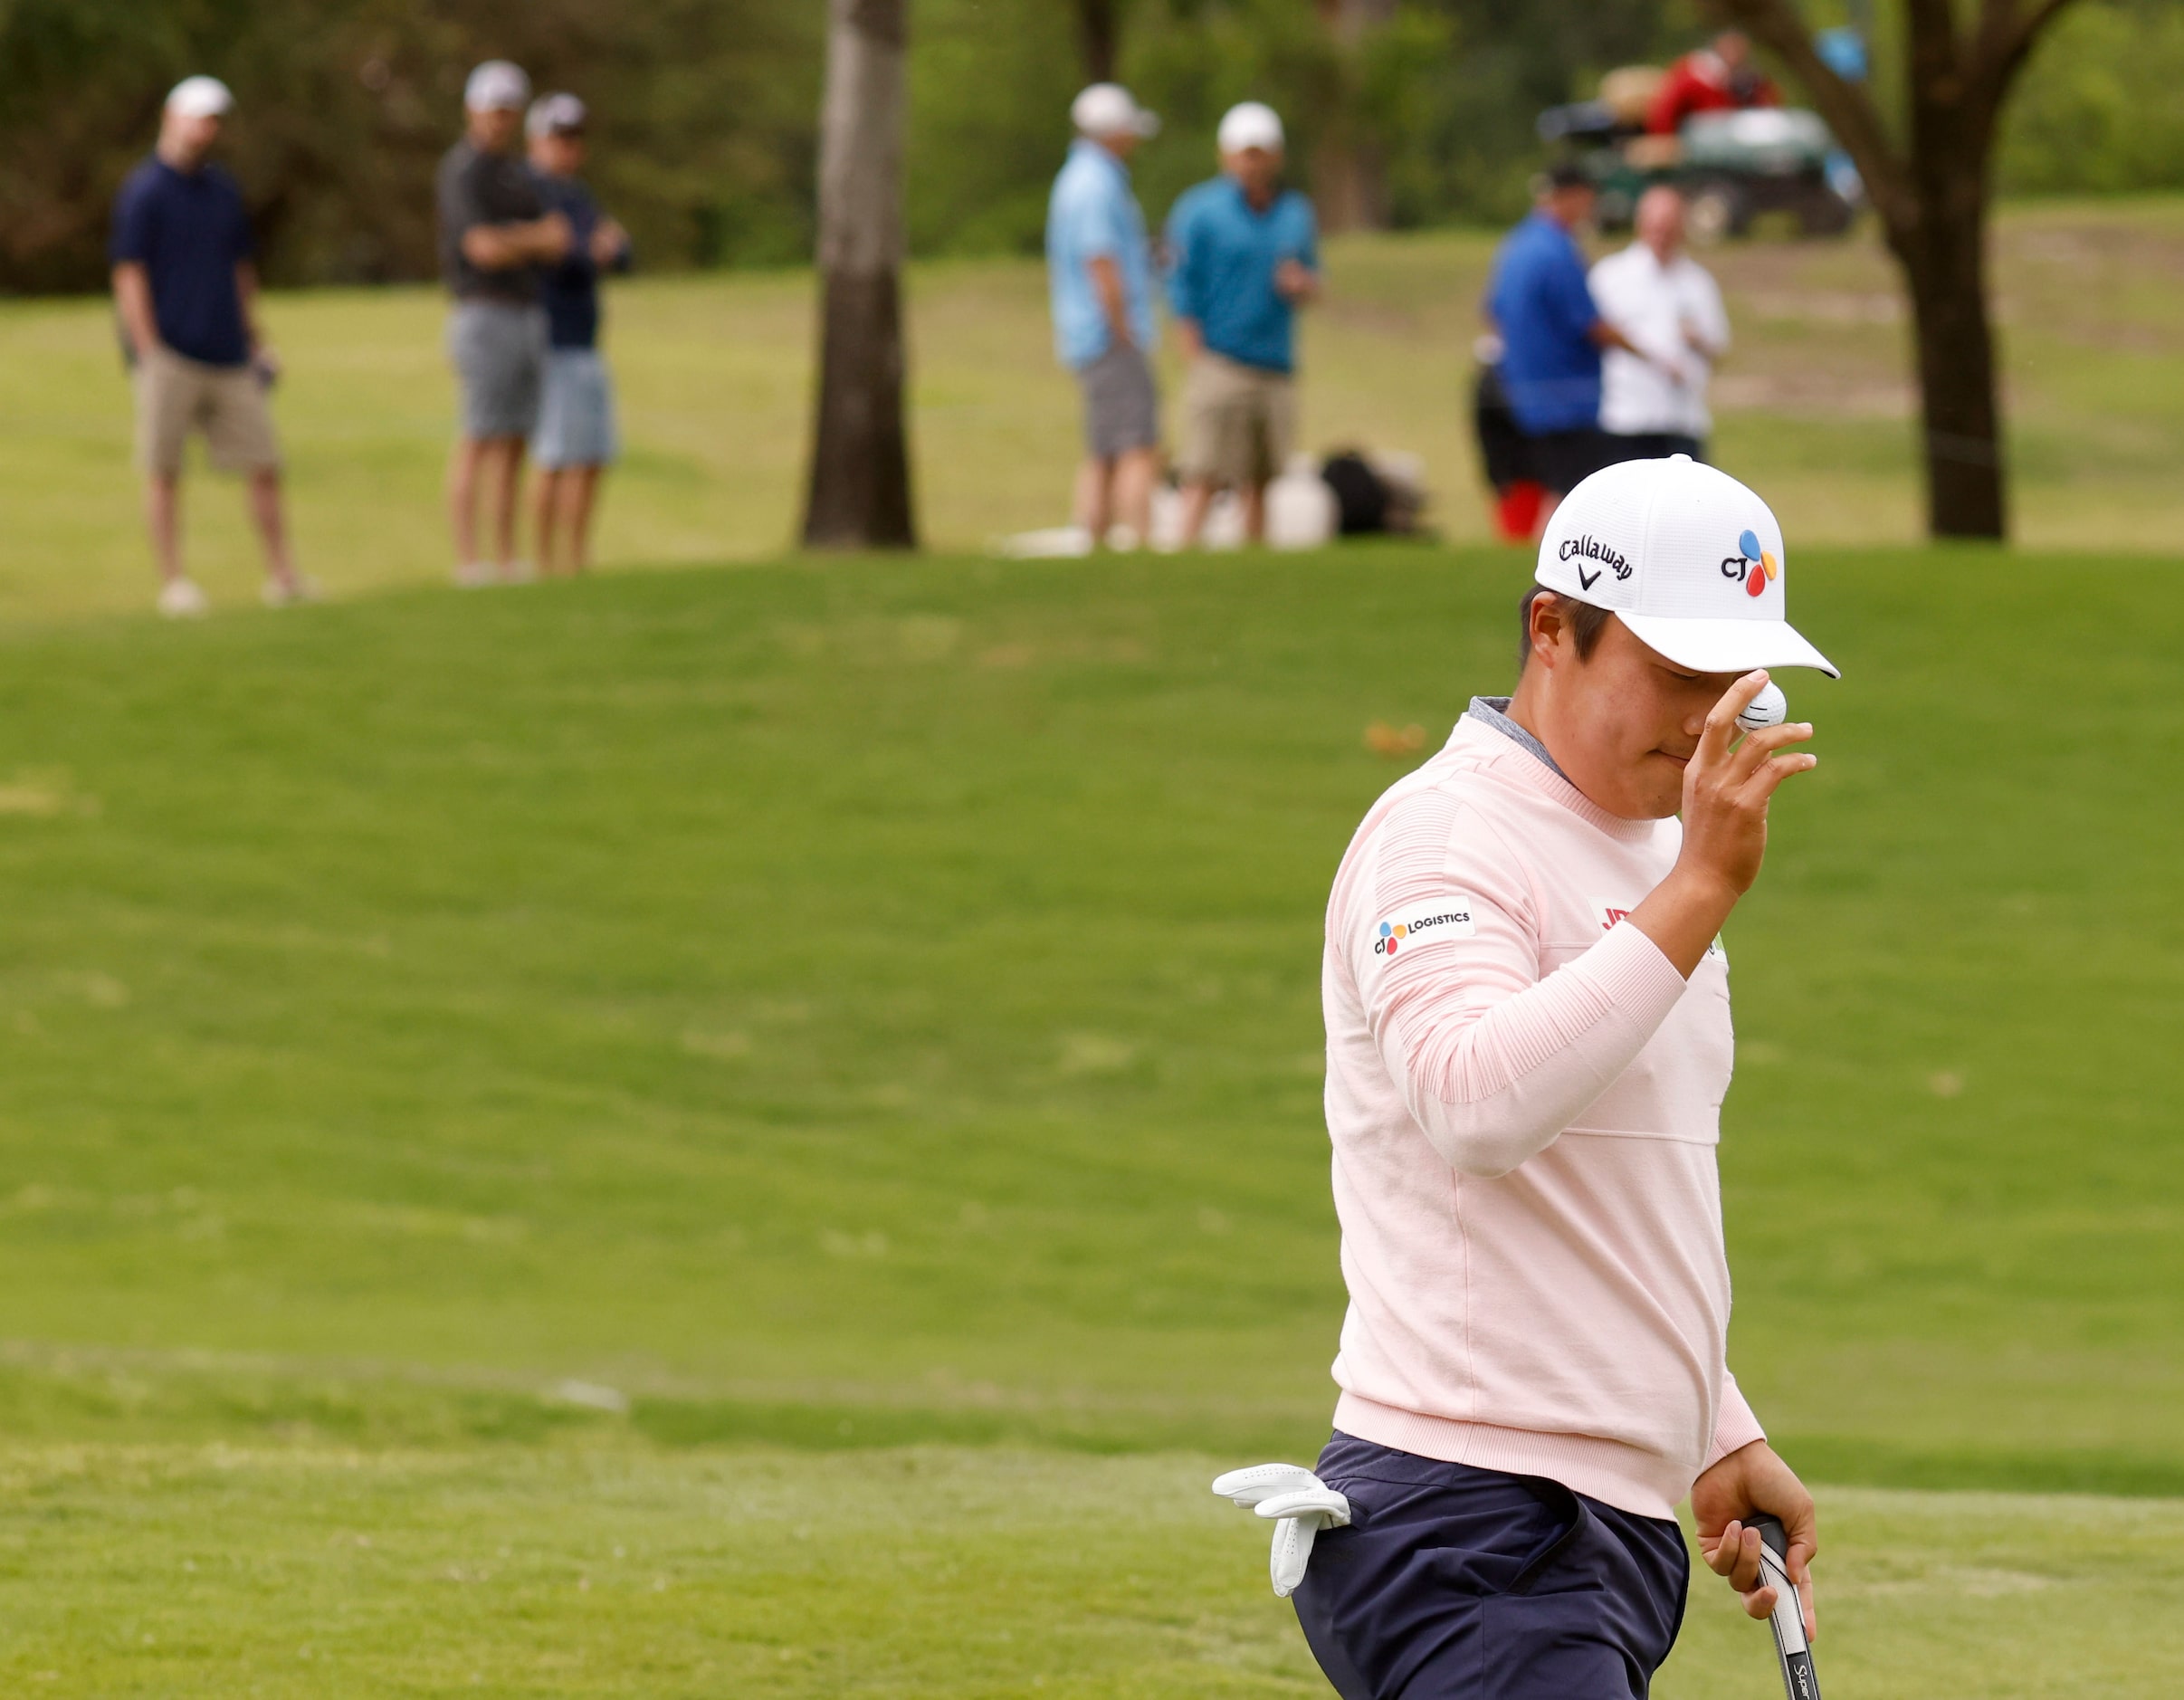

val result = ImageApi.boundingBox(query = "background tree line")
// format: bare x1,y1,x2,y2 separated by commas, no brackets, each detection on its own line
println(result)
1,0,2179,294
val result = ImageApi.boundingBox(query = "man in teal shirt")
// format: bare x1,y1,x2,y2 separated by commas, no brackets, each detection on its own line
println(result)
1046,83,1162,549
1166,101,1319,548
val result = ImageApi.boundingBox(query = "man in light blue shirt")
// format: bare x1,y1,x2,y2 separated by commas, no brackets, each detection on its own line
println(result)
1166,102,1319,547
1046,83,1161,548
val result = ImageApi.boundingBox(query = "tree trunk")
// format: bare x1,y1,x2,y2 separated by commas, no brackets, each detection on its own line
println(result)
1893,196,2007,540
1709,0,2084,543
1890,0,2006,537
801,0,917,551
1076,0,1120,86
1311,0,1397,234
1311,135,1390,234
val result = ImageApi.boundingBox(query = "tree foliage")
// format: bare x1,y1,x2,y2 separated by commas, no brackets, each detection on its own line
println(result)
0,0,2172,294
1998,0,2184,195
0,0,821,292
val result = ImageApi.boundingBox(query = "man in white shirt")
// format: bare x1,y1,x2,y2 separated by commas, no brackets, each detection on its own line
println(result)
1590,187,1731,462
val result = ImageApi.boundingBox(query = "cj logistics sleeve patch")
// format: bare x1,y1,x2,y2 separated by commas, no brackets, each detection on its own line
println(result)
1370,898,1478,959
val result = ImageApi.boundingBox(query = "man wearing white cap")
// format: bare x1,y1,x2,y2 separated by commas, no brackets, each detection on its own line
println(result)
1286,454,1827,1694
1045,83,1161,549
525,93,633,577
1165,101,1318,548
110,76,309,617
437,60,571,587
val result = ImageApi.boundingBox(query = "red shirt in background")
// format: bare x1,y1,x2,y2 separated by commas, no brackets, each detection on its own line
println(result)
1645,50,1781,135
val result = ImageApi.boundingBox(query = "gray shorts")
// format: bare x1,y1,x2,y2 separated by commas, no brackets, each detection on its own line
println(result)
447,301,547,441
1075,340,1159,461
533,349,619,469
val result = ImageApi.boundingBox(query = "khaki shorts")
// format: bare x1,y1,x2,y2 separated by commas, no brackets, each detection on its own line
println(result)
1180,351,1293,488
135,349,281,477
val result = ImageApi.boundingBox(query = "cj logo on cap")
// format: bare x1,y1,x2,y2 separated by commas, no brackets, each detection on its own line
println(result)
1720,529,1779,599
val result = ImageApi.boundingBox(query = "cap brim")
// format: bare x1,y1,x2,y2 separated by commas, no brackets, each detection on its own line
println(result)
1617,612,1839,679
1131,113,1161,137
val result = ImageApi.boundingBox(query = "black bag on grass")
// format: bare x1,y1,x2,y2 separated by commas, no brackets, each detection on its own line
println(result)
1321,452,1389,536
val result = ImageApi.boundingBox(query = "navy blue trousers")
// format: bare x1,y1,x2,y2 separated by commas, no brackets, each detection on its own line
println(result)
1292,1433,1689,1699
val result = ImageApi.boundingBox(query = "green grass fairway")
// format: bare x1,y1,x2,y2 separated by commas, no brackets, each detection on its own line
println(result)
2,1447,2179,1696
3,197,2181,619
0,546,2177,1689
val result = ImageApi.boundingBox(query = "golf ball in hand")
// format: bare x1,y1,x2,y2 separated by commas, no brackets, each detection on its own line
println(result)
1735,682,1788,732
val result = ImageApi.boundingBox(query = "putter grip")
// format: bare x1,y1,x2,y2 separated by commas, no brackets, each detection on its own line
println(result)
1749,1514,1821,1700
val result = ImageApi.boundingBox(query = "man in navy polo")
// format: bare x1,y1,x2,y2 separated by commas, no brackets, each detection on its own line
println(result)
1484,162,1650,529
110,75,309,617
1166,101,1319,548
524,92,633,577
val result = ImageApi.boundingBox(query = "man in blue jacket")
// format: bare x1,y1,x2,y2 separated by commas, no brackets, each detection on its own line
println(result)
1485,162,1650,530
1166,102,1319,548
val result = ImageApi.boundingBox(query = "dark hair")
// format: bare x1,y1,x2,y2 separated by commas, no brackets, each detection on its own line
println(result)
1545,159,1592,194
1517,587,1612,670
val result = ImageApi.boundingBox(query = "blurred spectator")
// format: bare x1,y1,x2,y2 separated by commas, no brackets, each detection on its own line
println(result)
1045,83,1161,549
110,76,309,617
1472,346,1548,542
525,94,632,577
1166,102,1320,549
1646,31,1781,135
1590,186,1730,462
1483,162,1648,526
438,60,570,587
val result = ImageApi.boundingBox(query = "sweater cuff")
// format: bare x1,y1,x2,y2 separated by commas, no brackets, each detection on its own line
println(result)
1702,1369,1768,1473
1582,917,1692,1029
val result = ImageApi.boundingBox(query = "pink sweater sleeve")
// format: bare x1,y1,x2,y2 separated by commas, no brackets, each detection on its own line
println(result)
1705,1369,1768,1471
1350,797,1691,1179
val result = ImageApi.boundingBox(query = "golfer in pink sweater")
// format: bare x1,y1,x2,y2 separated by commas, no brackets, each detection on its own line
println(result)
1289,454,1833,1696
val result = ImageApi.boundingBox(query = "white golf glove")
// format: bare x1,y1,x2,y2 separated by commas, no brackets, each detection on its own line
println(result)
1211,1463,1352,1598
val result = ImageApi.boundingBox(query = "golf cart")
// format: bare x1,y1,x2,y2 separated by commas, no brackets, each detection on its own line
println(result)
1537,67,1860,242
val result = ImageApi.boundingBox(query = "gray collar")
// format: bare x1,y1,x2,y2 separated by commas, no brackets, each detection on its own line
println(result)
1464,696,1569,782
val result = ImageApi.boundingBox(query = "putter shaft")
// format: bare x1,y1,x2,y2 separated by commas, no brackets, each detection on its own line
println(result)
1749,1514,1820,1700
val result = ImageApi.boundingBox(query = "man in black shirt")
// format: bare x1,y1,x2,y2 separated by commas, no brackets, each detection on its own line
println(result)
436,60,570,587
525,94,632,576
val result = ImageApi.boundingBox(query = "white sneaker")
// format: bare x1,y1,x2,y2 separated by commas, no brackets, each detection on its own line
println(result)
262,575,322,608
501,559,538,585
453,561,497,589
157,578,210,619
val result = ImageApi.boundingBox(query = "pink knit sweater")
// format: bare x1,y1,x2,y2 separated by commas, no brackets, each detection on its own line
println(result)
1322,712,1766,1519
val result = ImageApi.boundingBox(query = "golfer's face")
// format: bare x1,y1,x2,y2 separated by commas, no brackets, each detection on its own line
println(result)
1565,620,1742,819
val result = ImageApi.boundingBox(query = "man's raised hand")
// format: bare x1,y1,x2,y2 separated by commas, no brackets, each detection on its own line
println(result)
1677,670,1816,901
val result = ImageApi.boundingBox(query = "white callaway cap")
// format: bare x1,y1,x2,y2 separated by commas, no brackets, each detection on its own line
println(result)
465,60,532,113
1217,101,1284,154
1536,454,1838,677
1071,82,1159,139
167,76,234,119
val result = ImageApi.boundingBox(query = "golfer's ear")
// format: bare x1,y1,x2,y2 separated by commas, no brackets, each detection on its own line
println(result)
1529,597,1565,669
